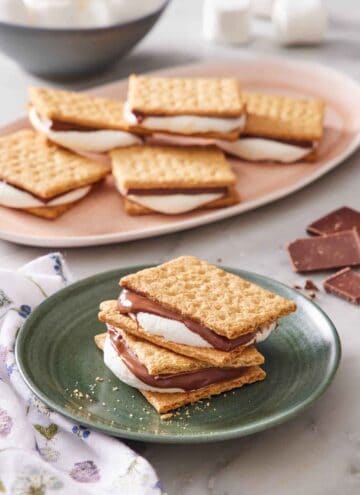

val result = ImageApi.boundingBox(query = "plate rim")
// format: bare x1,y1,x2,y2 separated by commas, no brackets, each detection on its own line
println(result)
1,57,360,248
15,265,342,443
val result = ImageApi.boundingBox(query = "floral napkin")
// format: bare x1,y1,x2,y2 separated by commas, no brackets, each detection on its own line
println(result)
0,253,163,495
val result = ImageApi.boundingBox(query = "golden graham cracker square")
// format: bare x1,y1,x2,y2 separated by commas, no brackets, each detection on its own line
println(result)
243,91,325,142
142,366,265,413
98,301,264,367
122,186,240,215
111,145,236,191
94,332,266,414
120,256,297,339
127,75,245,117
0,130,110,200
23,202,75,219
29,87,130,131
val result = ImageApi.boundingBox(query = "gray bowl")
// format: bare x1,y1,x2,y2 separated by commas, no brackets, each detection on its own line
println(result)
0,1,169,79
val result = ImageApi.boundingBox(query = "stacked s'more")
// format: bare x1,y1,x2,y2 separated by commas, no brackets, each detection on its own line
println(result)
0,130,109,219
97,256,296,414
149,91,325,164
28,87,143,154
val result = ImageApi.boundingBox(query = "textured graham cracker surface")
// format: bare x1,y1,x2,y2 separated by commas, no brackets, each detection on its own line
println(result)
244,92,325,142
29,87,129,131
123,186,240,215
111,145,236,191
23,202,75,219
0,130,110,199
127,75,244,117
120,256,296,338
141,366,266,413
99,301,264,367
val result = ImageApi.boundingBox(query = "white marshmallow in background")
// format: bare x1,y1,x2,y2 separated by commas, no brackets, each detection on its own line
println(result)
203,0,251,45
251,0,273,18
0,0,29,24
272,0,328,46
18,0,165,29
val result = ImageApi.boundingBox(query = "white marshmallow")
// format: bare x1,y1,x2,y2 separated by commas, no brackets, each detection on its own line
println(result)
123,102,246,136
20,0,165,29
217,137,314,163
126,192,224,215
203,0,251,45
272,0,328,46
136,312,213,348
0,181,91,209
29,107,142,153
103,335,184,393
251,0,273,18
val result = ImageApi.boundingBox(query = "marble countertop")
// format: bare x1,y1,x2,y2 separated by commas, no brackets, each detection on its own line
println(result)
0,1,359,493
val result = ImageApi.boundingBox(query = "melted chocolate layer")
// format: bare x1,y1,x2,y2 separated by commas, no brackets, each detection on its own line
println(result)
118,289,257,351
50,120,100,132
127,187,228,196
109,329,247,391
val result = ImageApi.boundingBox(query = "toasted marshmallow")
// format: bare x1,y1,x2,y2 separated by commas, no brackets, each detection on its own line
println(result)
29,107,142,153
217,137,314,163
0,181,91,209
123,102,246,136
103,335,184,393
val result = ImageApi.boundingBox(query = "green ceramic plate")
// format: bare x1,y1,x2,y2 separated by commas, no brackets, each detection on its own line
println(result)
16,266,341,444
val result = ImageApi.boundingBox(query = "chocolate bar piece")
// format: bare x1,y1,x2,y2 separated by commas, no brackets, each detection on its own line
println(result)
324,268,360,305
307,207,360,236
287,230,360,272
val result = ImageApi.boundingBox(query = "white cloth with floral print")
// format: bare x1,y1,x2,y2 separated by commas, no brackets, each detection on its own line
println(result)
0,253,164,495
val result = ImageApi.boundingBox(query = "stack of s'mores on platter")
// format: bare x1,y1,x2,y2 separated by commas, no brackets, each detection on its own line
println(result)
0,74,325,219
96,256,297,414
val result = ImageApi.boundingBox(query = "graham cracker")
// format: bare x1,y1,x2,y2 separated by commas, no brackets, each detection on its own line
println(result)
29,87,130,131
95,331,266,414
111,145,236,191
120,256,297,339
123,186,240,215
23,202,74,219
0,130,110,200
141,366,266,413
98,301,264,367
127,75,244,117
243,92,325,142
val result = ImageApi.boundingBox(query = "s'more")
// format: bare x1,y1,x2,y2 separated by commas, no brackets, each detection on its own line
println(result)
123,75,246,141
28,87,143,154
99,256,297,367
110,145,240,215
217,92,325,163
97,256,296,413
0,129,110,219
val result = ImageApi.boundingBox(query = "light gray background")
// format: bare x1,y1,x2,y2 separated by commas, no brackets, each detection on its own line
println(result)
0,1,359,494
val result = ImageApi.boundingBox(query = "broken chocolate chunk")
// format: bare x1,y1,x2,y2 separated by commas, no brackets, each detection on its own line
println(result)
307,207,360,236
324,267,360,305
287,229,360,273
305,280,319,291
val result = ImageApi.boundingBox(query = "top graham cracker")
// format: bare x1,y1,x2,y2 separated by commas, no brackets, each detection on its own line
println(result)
29,87,130,131
0,130,110,200
243,92,325,142
120,256,296,339
127,75,245,117
111,145,236,191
